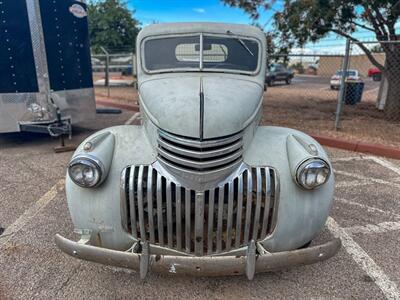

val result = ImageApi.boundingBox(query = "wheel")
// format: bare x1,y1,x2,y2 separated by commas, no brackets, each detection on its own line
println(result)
330,85,335,90
285,77,292,84
268,80,274,87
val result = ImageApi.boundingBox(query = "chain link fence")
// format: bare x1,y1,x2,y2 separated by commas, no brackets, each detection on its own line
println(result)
336,40,400,146
263,52,345,136
92,52,138,104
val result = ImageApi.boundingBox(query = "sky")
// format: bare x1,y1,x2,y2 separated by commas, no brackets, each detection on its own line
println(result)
128,0,278,30
127,0,378,55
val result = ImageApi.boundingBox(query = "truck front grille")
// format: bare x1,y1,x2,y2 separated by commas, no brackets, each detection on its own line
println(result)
157,130,243,173
120,164,279,256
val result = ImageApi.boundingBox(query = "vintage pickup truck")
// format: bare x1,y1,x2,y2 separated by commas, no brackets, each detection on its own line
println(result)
56,22,341,280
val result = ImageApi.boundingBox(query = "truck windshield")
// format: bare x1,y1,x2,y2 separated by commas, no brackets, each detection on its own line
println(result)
143,34,260,74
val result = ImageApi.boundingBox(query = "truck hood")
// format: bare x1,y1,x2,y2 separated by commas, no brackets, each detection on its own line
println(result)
139,76,263,139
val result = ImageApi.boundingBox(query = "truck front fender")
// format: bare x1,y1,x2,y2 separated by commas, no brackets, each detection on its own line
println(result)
244,126,334,252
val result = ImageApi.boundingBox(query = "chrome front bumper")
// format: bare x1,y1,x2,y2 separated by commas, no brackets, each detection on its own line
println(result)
55,234,341,280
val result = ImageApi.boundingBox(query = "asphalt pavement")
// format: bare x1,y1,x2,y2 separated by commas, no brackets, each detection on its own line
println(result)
0,110,399,300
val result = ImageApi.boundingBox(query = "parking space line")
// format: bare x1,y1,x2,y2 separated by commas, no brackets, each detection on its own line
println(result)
335,198,400,219
336,180,371,188
125,112,141,125
335,170,400,188
0,179,64,248
344,221,400,235
366,156,400,176
327,217,400,300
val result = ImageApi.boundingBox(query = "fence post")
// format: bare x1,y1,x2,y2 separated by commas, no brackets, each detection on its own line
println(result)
100,46,110,97
335,38,351,130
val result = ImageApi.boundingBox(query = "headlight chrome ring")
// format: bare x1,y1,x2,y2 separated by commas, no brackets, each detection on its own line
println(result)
68,155,104,188
296,158,331,190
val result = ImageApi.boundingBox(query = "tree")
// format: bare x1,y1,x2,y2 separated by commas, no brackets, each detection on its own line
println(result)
222,0,400,120
87,0,140,54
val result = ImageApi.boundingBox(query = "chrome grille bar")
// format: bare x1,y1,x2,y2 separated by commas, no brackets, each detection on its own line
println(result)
261,168,271,236
121,164,279,256
166,180,173,248
120,168,128,232
157,130,244,173
226,181,234,251
207,189,215,255
137,166,146,240
158,138,243,159
235,173,244,248
252,168,262,240
175,184,182,251
156,173,164,246
216,187,224,253
158,147,243,169
147,166,155,243
185,189,191,253
159,130,243,148
194,192,205,256
243,169,252,244
129,167,137,236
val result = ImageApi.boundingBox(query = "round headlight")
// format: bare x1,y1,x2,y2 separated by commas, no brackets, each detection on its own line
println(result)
68,156,103,188
296,159,331,190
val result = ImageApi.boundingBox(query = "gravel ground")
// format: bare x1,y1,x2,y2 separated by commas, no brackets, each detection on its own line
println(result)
0,111,399,299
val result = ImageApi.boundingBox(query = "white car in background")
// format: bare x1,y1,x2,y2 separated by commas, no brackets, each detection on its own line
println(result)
330,69,361,90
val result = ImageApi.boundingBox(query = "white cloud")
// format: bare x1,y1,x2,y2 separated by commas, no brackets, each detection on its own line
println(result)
193,8,206,14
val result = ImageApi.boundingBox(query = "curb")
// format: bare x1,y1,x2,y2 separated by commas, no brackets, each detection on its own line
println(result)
96,100,139,112
310,134,400,160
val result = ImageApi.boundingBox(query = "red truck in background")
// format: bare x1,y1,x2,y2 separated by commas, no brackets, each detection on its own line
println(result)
368,68,382,81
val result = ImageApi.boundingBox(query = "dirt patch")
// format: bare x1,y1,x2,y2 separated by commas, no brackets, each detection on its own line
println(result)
95,86,138,105
262,87,400,147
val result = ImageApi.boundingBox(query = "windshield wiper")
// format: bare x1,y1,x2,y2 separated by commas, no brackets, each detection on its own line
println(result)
226,30,254,57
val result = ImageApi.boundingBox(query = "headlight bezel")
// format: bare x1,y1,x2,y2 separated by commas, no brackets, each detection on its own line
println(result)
68,155,104,188
295,158,331,190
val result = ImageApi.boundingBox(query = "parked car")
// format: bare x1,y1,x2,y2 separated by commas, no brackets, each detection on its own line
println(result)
56,22,341,280
266,63,294,86
368,67,382,81
330,69,361,90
